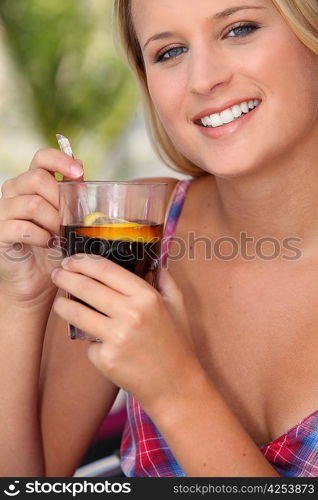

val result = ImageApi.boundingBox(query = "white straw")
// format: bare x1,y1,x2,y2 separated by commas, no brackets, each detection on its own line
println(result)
56,133,74,158
56,133,90,216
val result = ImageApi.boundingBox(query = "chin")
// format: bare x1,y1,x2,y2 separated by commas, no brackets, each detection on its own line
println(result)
200,155,264,179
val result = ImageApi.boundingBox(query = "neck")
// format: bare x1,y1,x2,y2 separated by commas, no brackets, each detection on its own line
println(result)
212,132,318,260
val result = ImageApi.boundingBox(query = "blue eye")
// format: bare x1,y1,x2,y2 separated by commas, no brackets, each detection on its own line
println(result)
226,23,259,38
154,23,259,63
156,46,187,63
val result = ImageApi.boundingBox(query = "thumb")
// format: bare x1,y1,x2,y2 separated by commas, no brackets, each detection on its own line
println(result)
158,267,186,317
157,267,192,343
157,267,180,300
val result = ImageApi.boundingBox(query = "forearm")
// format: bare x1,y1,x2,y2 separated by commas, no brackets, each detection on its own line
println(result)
0,296,54,476
151,368,279,477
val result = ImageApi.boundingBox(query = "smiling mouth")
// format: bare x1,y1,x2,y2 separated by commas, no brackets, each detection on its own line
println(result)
195,99,261,128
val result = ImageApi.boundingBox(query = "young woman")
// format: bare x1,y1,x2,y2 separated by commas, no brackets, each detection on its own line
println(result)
1,0,318,477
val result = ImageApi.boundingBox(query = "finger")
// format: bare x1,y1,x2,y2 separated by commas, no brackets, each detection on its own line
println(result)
53,295,111,340
0,219,52,248
0,195,59,235
63,157,84,182
157,267,182,300
157,267,187,325
87,341,102,369
61,254,148,296
1,169,59,208
29,148,83,179
51,268,125,317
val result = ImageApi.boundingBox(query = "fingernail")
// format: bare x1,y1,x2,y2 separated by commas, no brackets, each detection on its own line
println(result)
69,163,83,178
61,257,70,268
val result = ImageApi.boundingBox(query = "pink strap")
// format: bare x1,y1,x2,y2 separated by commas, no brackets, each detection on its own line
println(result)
160,179,192,265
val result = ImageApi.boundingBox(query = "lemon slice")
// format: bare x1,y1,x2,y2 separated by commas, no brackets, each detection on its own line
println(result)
83,212,132,226
100,222,143,228
77,214,161,242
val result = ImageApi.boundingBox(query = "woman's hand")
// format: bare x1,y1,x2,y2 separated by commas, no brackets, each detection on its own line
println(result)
0,149,83,306
51,254,199,413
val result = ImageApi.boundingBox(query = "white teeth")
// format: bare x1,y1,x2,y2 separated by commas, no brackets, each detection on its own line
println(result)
199,99,261,128
201,117,208,127
240,102,249,114
210,114,223,127
220,109,233,124
231,105,242,118
248,100,255,109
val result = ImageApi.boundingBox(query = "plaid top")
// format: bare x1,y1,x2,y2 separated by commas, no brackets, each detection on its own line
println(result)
120,179,318,477
260,410,318,477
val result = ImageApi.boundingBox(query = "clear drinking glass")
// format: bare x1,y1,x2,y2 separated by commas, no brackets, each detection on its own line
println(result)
59,181,167,341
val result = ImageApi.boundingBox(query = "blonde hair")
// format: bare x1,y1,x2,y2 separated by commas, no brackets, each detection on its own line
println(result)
113,0,318,176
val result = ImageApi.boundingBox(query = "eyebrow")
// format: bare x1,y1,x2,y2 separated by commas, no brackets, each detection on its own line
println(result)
142,5,265,50
214,5,264,19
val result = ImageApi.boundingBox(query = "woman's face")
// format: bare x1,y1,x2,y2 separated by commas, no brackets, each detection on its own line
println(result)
132,0,318,177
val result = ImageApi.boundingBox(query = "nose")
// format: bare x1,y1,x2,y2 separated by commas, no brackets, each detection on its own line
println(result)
188,45,234,96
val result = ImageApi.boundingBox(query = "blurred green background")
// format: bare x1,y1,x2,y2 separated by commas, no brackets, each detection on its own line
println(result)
0,0,185,473
0,0,176,183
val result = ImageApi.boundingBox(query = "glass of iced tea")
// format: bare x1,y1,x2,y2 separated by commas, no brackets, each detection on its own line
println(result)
59,181,167,341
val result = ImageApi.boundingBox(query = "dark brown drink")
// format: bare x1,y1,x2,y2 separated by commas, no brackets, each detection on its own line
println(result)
60,221,163,339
